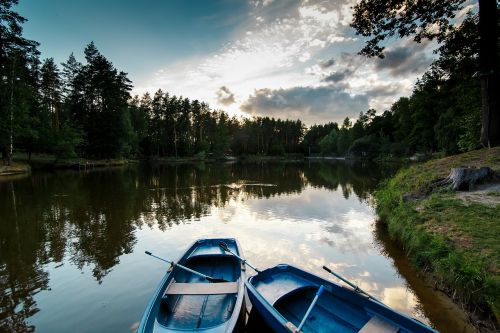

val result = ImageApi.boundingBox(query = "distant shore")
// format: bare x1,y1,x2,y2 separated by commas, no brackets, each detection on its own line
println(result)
1,152,410,176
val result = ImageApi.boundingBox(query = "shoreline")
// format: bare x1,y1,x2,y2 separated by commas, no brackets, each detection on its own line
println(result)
0,163,31,176
374,147,500,332
2,153,415,174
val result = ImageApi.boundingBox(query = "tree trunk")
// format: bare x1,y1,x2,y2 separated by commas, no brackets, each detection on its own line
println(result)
174,123,178,159
2,146,11,166
478,0,499,147
436,167,494,191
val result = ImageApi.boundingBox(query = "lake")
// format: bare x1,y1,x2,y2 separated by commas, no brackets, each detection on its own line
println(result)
0,161,476,332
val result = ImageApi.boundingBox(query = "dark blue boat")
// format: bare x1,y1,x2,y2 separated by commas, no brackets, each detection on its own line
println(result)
246,264,438,333
138,239,246,333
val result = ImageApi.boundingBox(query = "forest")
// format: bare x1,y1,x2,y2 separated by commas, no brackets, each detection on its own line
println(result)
0,1,497,164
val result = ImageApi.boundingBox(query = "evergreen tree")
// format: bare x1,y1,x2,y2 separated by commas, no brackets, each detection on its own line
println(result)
40,58,61,130
71,42,133,158
0,0,40,164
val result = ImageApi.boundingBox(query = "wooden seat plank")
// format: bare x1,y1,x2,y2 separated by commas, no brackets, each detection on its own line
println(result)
165,282,238,295
359,316,399,333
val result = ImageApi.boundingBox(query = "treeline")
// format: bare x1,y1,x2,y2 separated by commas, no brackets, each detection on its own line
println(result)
305,13,489,158
1,38,306,161
1,2,494,163
129,92,305,157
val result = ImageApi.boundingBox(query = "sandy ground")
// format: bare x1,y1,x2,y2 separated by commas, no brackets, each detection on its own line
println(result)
457,182,500,206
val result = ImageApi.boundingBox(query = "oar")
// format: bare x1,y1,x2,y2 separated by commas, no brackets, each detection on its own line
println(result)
218,242,261,273
145,251,228,283
295,285,325,332
322,265,381,303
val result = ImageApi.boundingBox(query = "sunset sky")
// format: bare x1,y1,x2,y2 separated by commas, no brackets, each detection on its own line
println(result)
17,0,475,125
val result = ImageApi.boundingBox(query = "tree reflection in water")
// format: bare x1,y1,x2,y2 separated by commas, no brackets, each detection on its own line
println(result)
0,161,396,332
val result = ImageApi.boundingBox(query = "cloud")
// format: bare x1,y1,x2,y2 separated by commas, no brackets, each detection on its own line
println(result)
241,85,369,124
135,0,359,114
216,86,236,105
375,42,433,77
365,83,402,97
322,68,354,83
319,58,335,69
134,0,437,124
249,0,278,8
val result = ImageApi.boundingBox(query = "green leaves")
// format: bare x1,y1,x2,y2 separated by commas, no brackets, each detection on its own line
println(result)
351,0,466,58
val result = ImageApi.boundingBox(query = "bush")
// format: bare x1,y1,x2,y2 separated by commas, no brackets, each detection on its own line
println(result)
348,135,380,158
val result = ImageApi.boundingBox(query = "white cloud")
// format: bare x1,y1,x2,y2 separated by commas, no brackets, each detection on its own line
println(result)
216,86,236,106
134,0,436,124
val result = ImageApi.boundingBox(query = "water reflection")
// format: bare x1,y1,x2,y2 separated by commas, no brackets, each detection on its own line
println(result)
0,181,48,333
373,223,477,333
0,161,473,333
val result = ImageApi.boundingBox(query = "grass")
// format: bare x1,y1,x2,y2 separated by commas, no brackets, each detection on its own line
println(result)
374,147,500,329
12,153,128,169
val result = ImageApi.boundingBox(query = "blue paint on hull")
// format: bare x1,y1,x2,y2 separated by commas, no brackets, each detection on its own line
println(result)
246,264,438,333
138,239,246,333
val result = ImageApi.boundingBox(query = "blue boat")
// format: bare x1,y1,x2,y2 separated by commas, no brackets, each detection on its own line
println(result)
138,239,246,333
246,264,438,333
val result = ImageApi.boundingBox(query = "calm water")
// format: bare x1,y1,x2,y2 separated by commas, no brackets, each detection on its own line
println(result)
0,161,475,333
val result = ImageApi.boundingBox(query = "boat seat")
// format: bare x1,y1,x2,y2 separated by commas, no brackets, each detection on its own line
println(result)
256,272,315,305
165,282,238,295
358,316,399,333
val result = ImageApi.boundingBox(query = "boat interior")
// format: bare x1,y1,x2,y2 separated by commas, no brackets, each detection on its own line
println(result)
256,269,400,333
157,255,241,330
276,287,398,333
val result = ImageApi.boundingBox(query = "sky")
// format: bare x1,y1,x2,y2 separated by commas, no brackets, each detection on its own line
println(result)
16,0,476,125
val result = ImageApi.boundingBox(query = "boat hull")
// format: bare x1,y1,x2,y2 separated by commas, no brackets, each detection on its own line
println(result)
246,264,437,333
138,238,246,333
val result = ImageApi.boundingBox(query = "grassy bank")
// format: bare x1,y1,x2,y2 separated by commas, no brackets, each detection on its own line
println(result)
13,153,129,170
374,148,500,330
0,163,30,176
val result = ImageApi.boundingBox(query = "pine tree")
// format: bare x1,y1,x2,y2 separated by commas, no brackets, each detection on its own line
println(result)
0,0,40,164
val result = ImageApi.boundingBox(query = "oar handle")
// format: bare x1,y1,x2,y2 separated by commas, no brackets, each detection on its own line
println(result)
219,242,261,273
316,285,325,297
146,251,173,265
145,250,228,283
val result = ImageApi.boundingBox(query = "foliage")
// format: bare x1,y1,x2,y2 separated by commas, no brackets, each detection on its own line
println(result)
230,117,304,156
351,0,466,57
348,135,380,158
302,122,338,154
352,0,499,148
52,124,83,159
318,127,338,155
0,0,40,164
